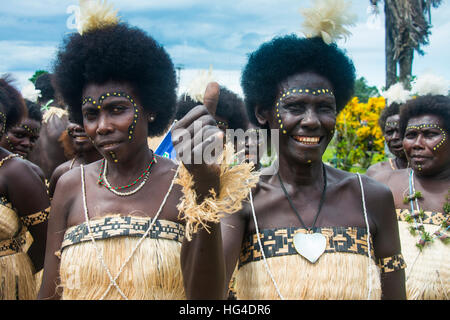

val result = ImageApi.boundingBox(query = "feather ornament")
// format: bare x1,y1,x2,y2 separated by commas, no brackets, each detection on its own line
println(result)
21,81,41,103
382,82,411,106
77,0,120,35
184,65,215,104
411,74,449,97
299,0,357,44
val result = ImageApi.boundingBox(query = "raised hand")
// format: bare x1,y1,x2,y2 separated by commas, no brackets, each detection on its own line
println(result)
172,82,223,200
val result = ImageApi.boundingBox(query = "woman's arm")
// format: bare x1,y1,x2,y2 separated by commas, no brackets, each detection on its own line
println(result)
37,169,77,299
363,176,406,300
7,159,50,272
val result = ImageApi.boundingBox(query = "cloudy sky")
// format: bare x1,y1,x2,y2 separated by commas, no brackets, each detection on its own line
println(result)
1,0,449,97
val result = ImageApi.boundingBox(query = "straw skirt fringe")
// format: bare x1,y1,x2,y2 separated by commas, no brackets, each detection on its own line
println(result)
1,204,36,300
235,253,381,300
0,252,37,300
59,237,185,300
398,221,449,300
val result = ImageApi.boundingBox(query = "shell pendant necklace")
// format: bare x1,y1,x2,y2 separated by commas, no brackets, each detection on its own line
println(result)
277,164,327,263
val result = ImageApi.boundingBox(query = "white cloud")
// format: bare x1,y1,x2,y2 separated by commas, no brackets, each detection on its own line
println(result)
0,41,57,72
0,0,448,94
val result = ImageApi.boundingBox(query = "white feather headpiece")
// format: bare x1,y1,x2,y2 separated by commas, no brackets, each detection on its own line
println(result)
185,66,215,104
77,0,120,35
299,0,357,44
382,82,411,106
411,74,449,97
21,81,41,103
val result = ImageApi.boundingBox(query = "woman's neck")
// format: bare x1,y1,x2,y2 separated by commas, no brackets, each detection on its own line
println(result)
415,165,450,183
276,156,324,188
105,147,153,181
80,148,103,164
395,156,409,170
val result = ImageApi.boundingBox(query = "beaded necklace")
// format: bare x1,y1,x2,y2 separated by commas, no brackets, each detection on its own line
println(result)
0,153,19,167
98,155,156,196
404,169,449,250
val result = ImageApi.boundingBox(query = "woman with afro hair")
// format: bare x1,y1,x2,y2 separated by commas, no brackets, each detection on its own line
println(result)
38,2,230,300
377,93,450,299
0,75,50,299
220,1,406,300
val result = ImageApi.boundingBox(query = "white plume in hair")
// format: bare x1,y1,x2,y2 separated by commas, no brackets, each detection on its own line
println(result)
77,0,120,35
21,81,41,103
382,82,411,106
411,74,449,96
185,65,215,104
299,0,357,44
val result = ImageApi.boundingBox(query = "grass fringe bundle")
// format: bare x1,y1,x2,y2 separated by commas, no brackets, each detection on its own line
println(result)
176,143,260,240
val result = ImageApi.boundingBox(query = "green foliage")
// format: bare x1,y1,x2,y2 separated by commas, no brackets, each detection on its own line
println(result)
28,70,48,84
354,77,380,103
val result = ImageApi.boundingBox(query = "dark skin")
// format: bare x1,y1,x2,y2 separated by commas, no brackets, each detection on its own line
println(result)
172,82,226,299
0,146,50,272
378,114,450,212
0,118,41,159
367,114,408,180
48,122,102,198
0,117,46,183
221,72,406,300
28,109,69,180
38,80,225,300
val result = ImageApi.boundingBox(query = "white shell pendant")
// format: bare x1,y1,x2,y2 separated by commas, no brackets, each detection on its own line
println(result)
293,232,327,263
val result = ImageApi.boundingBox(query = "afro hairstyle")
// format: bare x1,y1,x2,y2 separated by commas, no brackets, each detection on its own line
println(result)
241,35,356,125
53,23,177,137
378,102,401,134
176,86,248,130
24,99,43,123
399,95,450,138
0,75,27,134
35,73,55,103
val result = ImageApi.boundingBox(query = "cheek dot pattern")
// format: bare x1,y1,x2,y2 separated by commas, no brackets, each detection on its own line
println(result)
276,88,334,135
406,123,447,151
82,92,141,142
20,124,39,136
110,151,118,163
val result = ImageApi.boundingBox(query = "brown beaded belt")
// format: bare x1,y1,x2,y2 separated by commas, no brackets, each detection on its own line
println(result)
0,227,33,258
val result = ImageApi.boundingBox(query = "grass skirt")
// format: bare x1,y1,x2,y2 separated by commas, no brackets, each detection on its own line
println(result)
235,253,381,300
59,237,185,300
398,221,449,300
0,203,36,300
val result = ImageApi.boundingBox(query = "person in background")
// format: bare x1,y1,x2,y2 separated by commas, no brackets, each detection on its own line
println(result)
28,73,70,181
377,94,449,299
48,120,102,199
0,75,50,299
366,83,411,180
176,86,264,169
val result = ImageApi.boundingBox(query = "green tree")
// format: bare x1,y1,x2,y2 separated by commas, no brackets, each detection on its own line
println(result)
370,0,442,89
354,77,380,103
28,70,49,84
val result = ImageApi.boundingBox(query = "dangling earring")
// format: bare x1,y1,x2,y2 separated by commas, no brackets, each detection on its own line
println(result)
148,115,155,122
